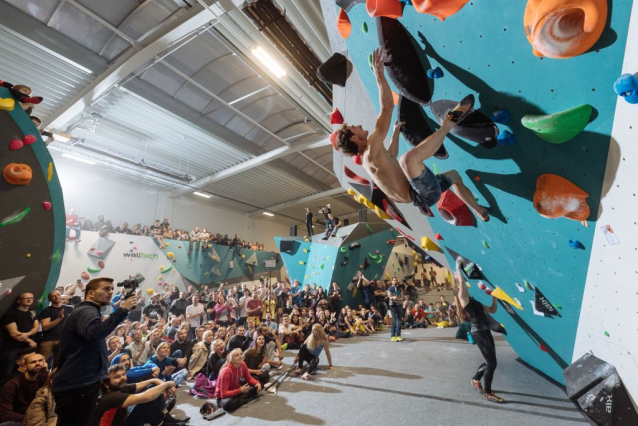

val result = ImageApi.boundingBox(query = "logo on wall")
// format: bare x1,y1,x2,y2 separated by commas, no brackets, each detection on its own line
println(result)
123,252,159,260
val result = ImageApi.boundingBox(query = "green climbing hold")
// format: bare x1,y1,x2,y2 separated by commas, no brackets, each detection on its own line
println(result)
52,249,61,264
365,223,373,233
161,265,173,274
521,104,592,144
0,207,30,228
362,22,368,33
320,263,325,270
482,240,490,249
87,266,102,273
552,302,562,310
432,163,440,175
368,53,373,70
340,246,347,252
604,331,610,337
523,280,534,291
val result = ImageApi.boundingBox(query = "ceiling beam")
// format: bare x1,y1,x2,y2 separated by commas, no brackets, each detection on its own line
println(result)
248,187,346,217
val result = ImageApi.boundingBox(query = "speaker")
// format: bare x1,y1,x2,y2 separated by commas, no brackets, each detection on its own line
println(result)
564,353,638,425
279,240,294,253
358,209,367,222
289,225,297,236
343,218,350,226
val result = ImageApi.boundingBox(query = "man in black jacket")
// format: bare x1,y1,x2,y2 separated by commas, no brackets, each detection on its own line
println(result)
52,277,137,426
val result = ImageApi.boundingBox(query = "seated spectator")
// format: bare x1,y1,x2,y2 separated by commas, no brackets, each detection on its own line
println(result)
91,364,187,425
127,329,152,367
131,223,142,235
188,331,213,378
140,225,151,236
161,219,170,231
20,368,57,426
279,314,305,350
110,352,160,384
169,329,193,361
0,353,47,424
200,229,211,251
226,326,251,353
207,339,227,381
114,222,133,234
243,335,272,385
81,218,94,231
261,313,278,333
94,215,106,230
214,349,262,413
294,324,333,380
150,220,164,249
64,207,82,242
148,342,186,382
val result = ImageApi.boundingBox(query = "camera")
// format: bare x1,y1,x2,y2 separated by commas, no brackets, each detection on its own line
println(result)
117,273,145,299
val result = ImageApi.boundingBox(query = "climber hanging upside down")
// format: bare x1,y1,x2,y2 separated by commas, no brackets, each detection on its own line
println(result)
335,47,489,221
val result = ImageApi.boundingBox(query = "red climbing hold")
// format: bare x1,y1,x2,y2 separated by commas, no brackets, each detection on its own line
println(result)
437,190,473,226
382,199,403,222
9,139,23,150
330,131,339,151
337,8,352,39
22,135,36,145
474,175,481,181
331,108,344,125
42,201,51,210
396,228,415,241
98,261,105,268
359,264,364,269
344,166,370,185
375,250,379,254
539,343,549,353
435,233,443,240
478,282,487,290
386,239,396,245
485,289,493,295
353,154,363,165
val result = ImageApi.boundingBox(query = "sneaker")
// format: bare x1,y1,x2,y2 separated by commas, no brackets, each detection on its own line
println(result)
391,336,398,342
485,393,505,403
280,343,288,351
447,94,475,124
471,379,484,394
396,336,404,342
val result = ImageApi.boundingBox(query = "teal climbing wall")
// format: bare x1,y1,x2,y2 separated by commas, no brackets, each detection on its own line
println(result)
276,223,395,308
159,240,278,285
332,1,633,383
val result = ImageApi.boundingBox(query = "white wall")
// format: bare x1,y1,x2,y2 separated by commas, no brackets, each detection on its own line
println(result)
56,158,291,252
573,1,638,402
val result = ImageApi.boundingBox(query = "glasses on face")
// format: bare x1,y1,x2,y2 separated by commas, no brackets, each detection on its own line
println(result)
20,297,34,301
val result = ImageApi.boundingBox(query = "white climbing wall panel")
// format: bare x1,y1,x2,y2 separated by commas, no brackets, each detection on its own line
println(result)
573,0,638,402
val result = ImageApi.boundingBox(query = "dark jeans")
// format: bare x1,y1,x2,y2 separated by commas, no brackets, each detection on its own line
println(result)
390,304,403,337
125,394,165,426
65,226,81,240
297,344,320,374
376,300,388,318
471,330,497,393
217,386,258,412
306,221,313,236
53,382,101,426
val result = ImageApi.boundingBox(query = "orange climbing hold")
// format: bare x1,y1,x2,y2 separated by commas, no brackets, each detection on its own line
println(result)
366,0,403,18
523,0,608,59
533,174,590,221
392,91,399,105
437,190,473,226
412,0,471,21
3,163,32,186
337,8,352,39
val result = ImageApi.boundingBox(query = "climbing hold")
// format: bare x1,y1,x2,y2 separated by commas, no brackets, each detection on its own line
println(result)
242,254,246,259
378,18,431,105
80,271,89,280
158,276,163,280
412,0,470,21
382,199,403,222
490,109,511,124
317,53,351,87
552,303,562,310
431,163,441,175
0,97,15,110
42,201,51,211
437,190,474,226
331,108,344,125
398,96,447,159
435,233,443,240
364,258,371,270
524,279,534,291
302,249,308,253
431,100,498,148
614,74,638,104
167,252,174,259
344,166,371,185
421,237,442,252
0,207,31,228
496,130,516,146
569,240,585,250
477,282,487,290
320,263,325,270
96,251,103,256
522,104,592,144
337,8,352,39
353,154,363,165
533,174,590,221
3,163,32,185
386,239,396,245
164,242,169,247
133,247,137,250
9,139,23,150
524,0,607,59
211,267,221,276
366,0,403,18
492,287,523,310
515,283,525,292
299,261,306,266
466,282,471,288
604,331,609,337
359,264,364,270
365,223,373,233
87,267,101,273
340,246,347,252
341,257,350,266
349,242,361,250
23,135,36,145
427,67,443,79
47,162,53,182
482,240,490,249
485,289,492,296
362,22,368,33
534,287,561,317
172,259,177,263
539,343,549,352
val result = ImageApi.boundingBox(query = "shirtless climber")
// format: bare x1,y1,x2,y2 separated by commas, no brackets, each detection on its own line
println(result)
336,48,489,221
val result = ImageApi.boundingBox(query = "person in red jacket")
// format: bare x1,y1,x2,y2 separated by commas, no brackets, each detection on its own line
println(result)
65,207,82,242
215,349,262,412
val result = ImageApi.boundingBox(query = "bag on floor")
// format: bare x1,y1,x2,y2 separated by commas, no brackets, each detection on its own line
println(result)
189,373,216,399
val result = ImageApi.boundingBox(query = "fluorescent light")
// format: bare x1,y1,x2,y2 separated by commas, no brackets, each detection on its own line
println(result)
193,191,212,199
263,212,275,217
50,129,72,143
61,153,96,165
251,47,287,78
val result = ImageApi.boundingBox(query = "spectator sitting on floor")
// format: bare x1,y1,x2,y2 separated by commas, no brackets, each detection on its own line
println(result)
279,314,304,350
111,352,160,384
243,335,273,386
214,349,262,413
148,342,186,382
0,353,48,424
169,329,193,361
294,324,333,381
226,326,251,353
188,330,214,379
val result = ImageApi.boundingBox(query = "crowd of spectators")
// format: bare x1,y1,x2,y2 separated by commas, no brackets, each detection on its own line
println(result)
64,208,267,251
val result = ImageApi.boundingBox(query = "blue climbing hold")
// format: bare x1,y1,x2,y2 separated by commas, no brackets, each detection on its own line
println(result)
491,109,511,124
497,130,516,145
427,67,443,79
569,240,585,250
613,74,638,104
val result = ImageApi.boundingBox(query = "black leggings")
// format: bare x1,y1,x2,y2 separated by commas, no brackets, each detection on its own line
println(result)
471,330,497,393
217,386,258,412
306,221,313,236
297,344,320,374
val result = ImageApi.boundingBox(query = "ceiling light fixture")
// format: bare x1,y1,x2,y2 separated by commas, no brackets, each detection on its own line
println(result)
61,153,96,165
251,47,286,78
193,191,212,199
262,211,275,217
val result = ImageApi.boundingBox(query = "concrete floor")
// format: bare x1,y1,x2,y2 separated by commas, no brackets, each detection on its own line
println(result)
171,327,587,425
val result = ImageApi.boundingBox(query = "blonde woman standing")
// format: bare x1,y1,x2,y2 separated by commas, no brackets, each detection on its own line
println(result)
295,323,333,380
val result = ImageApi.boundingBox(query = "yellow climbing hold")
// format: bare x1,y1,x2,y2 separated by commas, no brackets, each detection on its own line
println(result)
491,287,523,310
47,162,53,182
421,237,442,252
299,261,306,265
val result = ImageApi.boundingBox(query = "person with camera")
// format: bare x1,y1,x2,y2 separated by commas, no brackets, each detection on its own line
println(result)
52,277,139,426
92,364,187,426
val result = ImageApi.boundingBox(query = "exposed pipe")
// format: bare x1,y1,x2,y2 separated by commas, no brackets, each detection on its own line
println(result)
275,0,330,61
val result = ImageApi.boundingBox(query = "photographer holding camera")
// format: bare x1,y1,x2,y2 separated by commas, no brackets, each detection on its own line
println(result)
52,277,139,426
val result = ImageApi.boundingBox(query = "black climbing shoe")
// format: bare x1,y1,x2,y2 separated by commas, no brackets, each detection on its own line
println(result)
448,94,475,124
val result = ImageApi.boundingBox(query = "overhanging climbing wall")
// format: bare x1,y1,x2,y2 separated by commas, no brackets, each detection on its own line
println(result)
0,86,65,316
276,223,394,308
322,0,635,384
